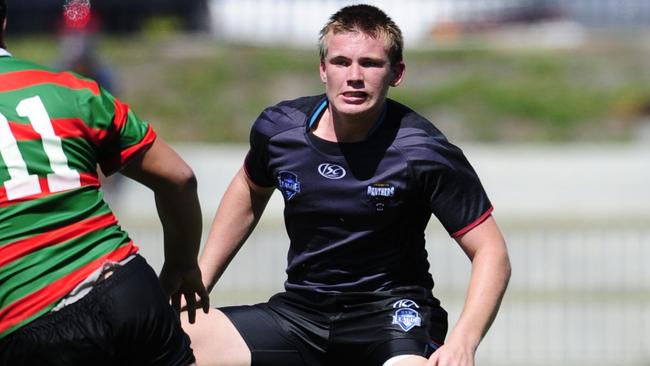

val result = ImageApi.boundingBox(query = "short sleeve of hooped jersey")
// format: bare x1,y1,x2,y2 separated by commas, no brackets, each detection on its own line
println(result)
87,86,156,176
395,105,493,238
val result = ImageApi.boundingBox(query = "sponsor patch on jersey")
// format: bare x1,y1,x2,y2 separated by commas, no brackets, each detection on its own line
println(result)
392,298,422,332
318,163,346,180
277,171,301,200
367,182,395,212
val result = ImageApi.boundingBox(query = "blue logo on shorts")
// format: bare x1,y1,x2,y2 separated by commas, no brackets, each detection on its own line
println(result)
278,171,301,200
392,299,422,332
392,308,422,332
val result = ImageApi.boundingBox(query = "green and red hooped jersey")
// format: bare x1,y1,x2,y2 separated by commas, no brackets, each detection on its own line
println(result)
0,53,156,339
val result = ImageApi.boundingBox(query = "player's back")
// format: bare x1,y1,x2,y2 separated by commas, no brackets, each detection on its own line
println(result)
0,55,139,340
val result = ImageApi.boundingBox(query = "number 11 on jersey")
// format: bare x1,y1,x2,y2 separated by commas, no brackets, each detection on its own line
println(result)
0,95,81,200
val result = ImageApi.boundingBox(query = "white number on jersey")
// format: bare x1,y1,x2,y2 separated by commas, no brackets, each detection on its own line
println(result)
0,96,81,200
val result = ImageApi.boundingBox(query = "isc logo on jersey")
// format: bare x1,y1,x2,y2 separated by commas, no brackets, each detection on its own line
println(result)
391,299,422,332
318,163,346,179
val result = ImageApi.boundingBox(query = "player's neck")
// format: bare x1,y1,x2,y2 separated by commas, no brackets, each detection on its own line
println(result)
312,106,382,143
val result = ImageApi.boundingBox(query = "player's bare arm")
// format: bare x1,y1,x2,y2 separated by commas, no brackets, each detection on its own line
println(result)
121,138,209,323
427,216,511,366
199,166,274,293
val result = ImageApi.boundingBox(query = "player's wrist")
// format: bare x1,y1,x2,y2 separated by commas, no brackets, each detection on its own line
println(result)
162,259,200,273
447,327,482,352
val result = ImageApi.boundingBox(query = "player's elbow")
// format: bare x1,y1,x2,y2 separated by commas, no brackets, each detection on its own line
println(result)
499,245,512,287
148,162,198,197
170,164,198,193
504,254,512,283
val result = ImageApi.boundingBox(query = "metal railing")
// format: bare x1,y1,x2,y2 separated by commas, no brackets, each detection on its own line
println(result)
131,222,650,366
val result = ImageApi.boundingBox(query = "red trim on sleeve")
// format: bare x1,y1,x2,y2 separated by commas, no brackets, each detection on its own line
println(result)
0,70,100,95
98,125,157,176
120,125,156,165
0,243,137,336
451,206,494,238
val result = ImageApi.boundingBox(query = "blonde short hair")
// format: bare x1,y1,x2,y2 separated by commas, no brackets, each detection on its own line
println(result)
318,4,404,66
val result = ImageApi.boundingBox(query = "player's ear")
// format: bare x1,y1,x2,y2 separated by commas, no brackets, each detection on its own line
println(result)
390,61,405,87
319,60,327,84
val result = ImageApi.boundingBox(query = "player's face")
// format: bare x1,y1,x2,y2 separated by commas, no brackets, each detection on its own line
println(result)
320,31,404,121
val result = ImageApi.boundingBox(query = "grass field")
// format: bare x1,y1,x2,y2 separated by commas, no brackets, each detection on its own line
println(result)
7,32,650,143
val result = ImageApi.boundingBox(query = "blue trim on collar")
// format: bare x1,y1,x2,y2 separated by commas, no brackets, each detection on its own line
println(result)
306,99,388,138
307,98,328,129
307,98,388,136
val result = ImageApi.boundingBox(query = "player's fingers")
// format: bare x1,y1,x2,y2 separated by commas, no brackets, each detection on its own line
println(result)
426,351,440,366
171,292,181,313
158,274,173,297
178,296,188,312
185,292,197,324
199,287,210,313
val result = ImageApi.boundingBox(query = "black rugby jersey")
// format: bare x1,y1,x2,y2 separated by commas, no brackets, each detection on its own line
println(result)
245,94,493,294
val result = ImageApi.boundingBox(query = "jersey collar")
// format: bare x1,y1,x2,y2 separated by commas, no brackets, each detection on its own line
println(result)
307,97,328,130
306,97,388,138
0,48,11,57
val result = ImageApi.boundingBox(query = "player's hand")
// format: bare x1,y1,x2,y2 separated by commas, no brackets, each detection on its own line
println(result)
159,263,210,324
426,339,475,366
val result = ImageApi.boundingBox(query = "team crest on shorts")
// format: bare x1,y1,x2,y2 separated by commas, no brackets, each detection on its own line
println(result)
392,299,422,332
277,171,301,200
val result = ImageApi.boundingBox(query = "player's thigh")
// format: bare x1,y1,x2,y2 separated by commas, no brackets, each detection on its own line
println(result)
181,308,251,366
107,256,195,365
384,354,428,366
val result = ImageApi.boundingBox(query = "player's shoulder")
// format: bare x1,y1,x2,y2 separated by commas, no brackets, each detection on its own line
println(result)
387,99,463,165
388,99,451,149
1,56,100,95
0,56,50,74
252,94,324,138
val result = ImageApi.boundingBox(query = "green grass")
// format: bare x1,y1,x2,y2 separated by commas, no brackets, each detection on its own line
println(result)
7,33,650,143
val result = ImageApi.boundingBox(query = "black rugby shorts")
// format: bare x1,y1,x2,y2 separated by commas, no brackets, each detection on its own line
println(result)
0,254,195,366
221,286,447,366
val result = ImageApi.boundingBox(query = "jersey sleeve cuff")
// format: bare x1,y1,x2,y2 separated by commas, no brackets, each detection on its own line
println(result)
99,125,157,176
450,206,493,238
242,163,275,188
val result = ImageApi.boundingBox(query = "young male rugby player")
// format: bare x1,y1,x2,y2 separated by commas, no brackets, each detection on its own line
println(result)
185,4,511,366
